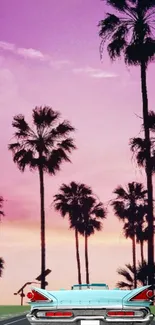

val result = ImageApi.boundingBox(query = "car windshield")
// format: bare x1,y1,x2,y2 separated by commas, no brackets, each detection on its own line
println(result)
71,283,109,290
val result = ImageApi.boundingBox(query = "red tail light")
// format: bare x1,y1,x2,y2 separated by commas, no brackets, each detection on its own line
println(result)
107,311,134,317
27,290,49,302
45,312,73,318
130,289,153,301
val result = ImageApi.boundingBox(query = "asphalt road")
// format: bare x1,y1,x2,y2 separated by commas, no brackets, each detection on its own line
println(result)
0,315,29,325
1,315,155,325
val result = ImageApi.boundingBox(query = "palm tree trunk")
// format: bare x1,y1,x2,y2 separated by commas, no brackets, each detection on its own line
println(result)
39,165,46,289
140,240,144,265
140,61,154,285
132,235,137,288
85,234,90,284
75,228,82,285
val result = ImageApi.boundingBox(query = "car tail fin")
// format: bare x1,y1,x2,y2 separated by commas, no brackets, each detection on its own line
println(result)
123,285,154,304
27,287,53,303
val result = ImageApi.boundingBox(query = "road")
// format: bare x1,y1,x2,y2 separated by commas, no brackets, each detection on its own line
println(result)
0,315,28,325
0,315,155,325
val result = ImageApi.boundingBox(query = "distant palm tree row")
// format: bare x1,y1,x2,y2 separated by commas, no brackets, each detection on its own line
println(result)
2,104,141,287
112,182,148,288
53,182,106,284
98,0,155,285
0,105,152,287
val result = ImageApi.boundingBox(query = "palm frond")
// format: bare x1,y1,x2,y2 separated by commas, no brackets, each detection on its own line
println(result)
123,221,135,238
105,0,129,12
58,138,76,153
117,267,134,283
13,149,37,172
91,202,107,219
99,14,121,37
125,263,135,273
125,39,155,66
116,281,133,289
47,149,71,174
130,137,147,167
138,0,155,12
52,121,75,138
32,106,60,129
111,201,126,220
113,186,128,199
148,110,155,131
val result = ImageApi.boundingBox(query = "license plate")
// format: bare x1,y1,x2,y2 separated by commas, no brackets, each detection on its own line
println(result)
81,321,100,325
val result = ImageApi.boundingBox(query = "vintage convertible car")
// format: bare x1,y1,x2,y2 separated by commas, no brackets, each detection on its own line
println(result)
26,283,154,325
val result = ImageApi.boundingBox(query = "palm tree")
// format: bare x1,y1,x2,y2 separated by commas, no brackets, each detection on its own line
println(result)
137,260,155,285
98,0,155,285
0,196,4,220
130,111,155,172
117,263,136,290
53,182,92,285
123,221,137,286
136,224,148,264
53,182,106,285
0,257,4,278
8,106,76,289
111,182,147,288
117,260,155,289
77,195,106,285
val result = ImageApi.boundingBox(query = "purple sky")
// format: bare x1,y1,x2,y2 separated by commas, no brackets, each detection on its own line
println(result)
0,0,155,304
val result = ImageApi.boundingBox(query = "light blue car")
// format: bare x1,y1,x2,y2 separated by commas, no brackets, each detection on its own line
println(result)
26,283,154,325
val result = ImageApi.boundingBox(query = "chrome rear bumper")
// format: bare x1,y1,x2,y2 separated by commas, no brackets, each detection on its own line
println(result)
26,312,154,325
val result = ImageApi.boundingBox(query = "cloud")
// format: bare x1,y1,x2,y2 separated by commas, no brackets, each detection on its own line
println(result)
0,41,117,78
72,66,118,79
0,41,15,51
49,59,72,69
0,40,71,68
16,47,46,60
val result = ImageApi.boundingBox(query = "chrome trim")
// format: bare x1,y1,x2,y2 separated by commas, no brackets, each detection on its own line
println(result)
29,305,150,311
27,314,106,323
26,313,154,324
106,309,145,318
105,314,154,323
29,305,120,310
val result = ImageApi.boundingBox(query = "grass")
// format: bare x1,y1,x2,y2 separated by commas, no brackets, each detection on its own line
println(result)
150,306,155,315
0,305,30,318
0,305,155,318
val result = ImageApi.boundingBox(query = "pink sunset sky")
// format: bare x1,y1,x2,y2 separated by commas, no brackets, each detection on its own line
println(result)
0,0,155,305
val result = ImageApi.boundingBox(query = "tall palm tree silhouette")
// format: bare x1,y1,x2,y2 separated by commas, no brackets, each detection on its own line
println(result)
0,257,4,278
136,224,148,265
8,106,76,289
77,195,106,285
99,0,155,284
53,182,92,285
111,182,147,288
